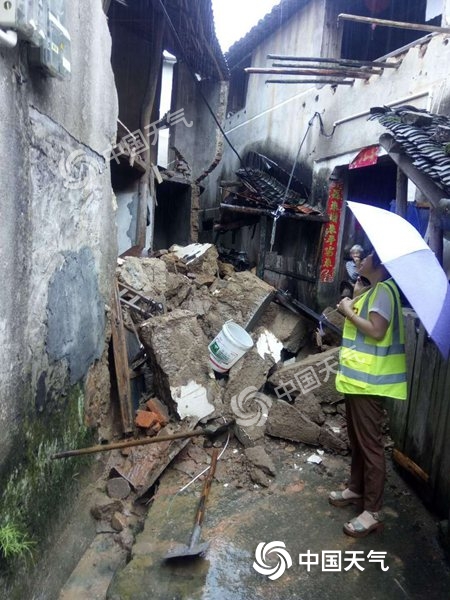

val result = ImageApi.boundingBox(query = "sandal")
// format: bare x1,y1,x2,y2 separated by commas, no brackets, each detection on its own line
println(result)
329,489,363,507
343,510,384,538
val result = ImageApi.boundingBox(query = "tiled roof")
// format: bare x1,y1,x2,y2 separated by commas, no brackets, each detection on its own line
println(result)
369,106,450,195
225,0,309,68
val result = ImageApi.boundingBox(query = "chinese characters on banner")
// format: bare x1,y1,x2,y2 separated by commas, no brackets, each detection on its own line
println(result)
319,181,344,283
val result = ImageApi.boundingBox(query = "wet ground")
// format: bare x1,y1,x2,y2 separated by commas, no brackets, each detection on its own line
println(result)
106,436,450,600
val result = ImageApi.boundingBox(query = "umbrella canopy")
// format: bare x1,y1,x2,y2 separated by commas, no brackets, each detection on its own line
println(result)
347,201,450,358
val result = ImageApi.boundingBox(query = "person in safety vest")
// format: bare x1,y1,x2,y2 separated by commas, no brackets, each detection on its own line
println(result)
329,250,407,538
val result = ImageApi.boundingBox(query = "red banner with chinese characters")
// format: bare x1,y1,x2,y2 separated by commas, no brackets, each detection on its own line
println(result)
348,145,379,170
319,181,344,283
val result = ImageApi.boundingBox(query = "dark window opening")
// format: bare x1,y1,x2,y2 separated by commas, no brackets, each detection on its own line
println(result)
340,0,442,61
226,54,251,115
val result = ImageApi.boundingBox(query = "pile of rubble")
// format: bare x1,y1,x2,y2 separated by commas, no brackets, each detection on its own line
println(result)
110,243,348,490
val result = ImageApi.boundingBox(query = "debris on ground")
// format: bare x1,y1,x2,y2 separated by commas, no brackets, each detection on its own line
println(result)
68,242,349,582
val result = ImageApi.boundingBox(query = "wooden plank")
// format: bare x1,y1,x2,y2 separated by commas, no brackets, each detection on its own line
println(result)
267,54,401,68
338,12,450,34
111,280,134,434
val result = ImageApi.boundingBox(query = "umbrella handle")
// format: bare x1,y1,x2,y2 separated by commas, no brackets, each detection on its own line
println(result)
189,447,219,547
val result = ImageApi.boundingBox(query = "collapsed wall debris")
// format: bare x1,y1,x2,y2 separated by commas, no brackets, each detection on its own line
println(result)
108,243,347,499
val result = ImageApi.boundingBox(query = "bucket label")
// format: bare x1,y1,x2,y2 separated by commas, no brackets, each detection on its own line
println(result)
209,340,238,364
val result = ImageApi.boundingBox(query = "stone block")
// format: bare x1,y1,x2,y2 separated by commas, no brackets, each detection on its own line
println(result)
268,347,342,405
259,302,311,354
266,399,321,445
203,271,275,336
139,309,220,418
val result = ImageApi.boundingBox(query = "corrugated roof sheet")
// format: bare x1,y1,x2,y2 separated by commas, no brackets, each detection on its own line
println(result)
226,0,309,68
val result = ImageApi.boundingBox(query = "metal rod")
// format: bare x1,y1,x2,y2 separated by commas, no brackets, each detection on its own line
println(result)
266,79,354,85
271,62,381,74
245,67,374,79
338,13,450,34
267,54,400,68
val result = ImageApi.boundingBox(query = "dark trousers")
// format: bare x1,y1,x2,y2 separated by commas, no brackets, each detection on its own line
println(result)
345,394,386,512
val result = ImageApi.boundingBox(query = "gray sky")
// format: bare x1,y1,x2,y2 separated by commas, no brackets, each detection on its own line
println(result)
212,0,280,51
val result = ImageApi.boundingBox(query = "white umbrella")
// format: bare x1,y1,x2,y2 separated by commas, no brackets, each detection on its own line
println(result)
348,201,450,358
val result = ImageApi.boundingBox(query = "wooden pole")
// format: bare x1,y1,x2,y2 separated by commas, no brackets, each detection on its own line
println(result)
111,280,134,434
392,448,429,482
266,79,354,85
52,429,206,459
396,168,408,218
267,54,400,68
338,13,450,34
245,67,373,79
271,63,381,74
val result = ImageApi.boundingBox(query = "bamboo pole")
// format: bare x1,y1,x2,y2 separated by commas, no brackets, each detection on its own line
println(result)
245,67,373,79
265,79,354,85
338,13,450,34
267,54,400,68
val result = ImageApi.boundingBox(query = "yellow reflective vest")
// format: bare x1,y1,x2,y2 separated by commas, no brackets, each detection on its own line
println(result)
335,279,407,400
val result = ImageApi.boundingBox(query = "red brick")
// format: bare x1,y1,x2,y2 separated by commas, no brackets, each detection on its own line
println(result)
145,398,169,426
135,410,158,429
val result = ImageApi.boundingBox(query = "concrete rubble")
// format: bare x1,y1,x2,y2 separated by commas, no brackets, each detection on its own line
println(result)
114,243,349,477
71,241,350,591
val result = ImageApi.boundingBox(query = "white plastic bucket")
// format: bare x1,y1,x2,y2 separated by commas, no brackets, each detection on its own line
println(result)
208,321,254,373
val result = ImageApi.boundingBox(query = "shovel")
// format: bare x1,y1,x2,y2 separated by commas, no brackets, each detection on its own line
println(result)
165,447,219,560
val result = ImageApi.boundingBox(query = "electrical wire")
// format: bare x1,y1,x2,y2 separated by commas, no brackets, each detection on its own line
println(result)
157,0,245,166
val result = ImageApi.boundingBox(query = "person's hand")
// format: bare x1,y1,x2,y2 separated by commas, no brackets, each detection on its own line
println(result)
337,296,356,319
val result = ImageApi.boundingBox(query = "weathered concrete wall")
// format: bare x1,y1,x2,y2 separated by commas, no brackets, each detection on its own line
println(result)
0,0,117,561
170,61,228,241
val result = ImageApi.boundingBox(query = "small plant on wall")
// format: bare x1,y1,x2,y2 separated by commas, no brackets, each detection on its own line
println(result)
0,522,35,563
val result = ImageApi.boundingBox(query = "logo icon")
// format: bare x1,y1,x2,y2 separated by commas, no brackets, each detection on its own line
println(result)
59,149,101,190
253,541,293,580
230,386,272,427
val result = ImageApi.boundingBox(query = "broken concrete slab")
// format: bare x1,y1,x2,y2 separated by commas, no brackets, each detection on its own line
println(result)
268,346,342,405
266,399,321,446
201,271,275,337
259,302,311,354
223,345,273,410
139,309,221,418
293,392,326,426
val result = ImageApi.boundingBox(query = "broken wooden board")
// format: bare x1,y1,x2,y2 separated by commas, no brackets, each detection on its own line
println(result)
111,280,134,433
110,419,200,500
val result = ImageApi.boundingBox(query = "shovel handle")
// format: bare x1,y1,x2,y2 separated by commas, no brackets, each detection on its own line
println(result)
193,447,219,530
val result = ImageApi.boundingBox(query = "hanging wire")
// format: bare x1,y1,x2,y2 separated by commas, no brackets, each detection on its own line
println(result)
157,0,245,166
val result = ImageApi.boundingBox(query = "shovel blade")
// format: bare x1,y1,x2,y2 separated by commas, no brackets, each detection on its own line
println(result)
164,540,210,561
